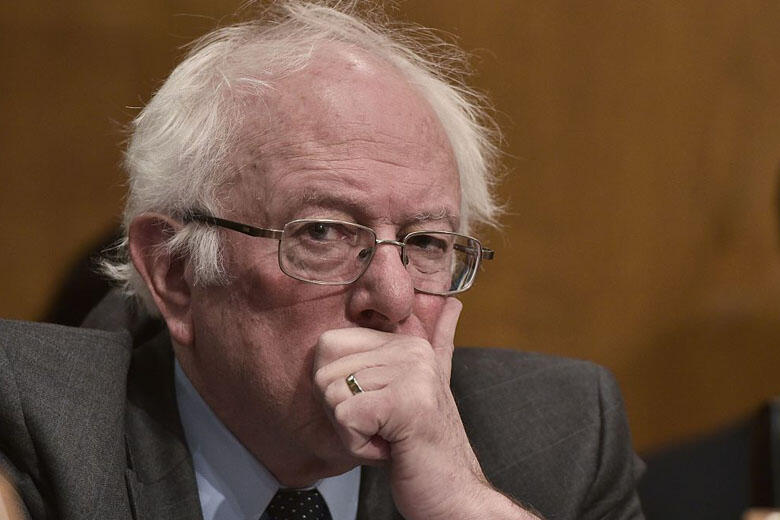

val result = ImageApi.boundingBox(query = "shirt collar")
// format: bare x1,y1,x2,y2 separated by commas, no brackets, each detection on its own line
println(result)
174,360,360,520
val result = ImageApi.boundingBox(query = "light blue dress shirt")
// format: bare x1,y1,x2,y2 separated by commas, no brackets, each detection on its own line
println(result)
174,361,361,520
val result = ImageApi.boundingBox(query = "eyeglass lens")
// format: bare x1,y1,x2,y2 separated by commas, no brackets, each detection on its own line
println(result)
278,220,481,294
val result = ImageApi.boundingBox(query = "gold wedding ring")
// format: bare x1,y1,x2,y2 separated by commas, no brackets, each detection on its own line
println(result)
345,373,364,395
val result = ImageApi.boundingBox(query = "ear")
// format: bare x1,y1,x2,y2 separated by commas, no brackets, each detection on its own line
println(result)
128,213,194,347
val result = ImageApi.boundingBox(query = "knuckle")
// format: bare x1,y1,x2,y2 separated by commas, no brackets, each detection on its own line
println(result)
323,379,344,406
318,329,338,345
316,332,337,358
403,367,442,410
368,393,392,426
315,332,348,368
312,366,330,392
333,400,353,427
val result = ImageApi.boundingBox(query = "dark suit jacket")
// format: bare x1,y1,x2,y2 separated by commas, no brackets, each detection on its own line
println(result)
0,309,644,519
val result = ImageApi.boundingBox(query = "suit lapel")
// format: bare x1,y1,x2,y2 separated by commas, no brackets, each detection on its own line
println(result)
124,331,203,520
357,466,402,520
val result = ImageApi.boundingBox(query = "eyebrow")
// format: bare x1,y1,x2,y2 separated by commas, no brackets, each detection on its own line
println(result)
299,189,459,229
300,190,363,213
411,208,454,224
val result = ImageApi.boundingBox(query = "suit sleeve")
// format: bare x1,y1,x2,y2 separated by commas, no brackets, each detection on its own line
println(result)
579,366,645,520
0,331,46,520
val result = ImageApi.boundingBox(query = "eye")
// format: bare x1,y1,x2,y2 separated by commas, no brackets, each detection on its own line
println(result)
298,221,360,244
307,222,332,240
406,233,448,253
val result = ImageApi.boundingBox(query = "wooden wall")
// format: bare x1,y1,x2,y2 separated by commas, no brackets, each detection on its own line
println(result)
2,1,780,453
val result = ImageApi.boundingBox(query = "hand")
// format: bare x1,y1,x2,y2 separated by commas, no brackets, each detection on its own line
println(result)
313,298,536,519
0,469,24,520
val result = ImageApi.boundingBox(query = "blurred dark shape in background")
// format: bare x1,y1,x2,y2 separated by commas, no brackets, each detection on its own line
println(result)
43,228,118,326
640,399,780,519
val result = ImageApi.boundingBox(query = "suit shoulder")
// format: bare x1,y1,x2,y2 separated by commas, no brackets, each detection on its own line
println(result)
451,347,613,403
0,319,132,465
450,347,624,449
0,319,132,414
0,318,130,362
450,347,640,518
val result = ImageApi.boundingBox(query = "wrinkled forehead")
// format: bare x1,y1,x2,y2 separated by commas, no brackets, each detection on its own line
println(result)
265,46,449,144
222,45,460,217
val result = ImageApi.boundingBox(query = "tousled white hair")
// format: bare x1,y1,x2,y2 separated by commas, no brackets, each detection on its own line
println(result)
103,0,503,314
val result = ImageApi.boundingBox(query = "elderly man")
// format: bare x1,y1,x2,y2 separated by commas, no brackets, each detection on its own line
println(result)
0,2,643,519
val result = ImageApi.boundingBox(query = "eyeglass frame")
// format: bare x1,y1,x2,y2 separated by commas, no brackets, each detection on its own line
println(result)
182,212,495,295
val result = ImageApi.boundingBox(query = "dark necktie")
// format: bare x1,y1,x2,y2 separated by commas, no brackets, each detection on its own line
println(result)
263,488,333,520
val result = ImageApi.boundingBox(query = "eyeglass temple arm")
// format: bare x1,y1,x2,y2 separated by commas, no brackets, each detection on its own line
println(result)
453,243,495,260
183,213,283,240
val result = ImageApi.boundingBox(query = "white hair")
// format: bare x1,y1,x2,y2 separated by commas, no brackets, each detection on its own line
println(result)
103,0,503,314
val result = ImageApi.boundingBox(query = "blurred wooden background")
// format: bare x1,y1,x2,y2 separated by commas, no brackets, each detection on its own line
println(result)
2,1,780,453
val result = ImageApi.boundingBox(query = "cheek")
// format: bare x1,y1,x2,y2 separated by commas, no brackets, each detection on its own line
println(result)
228,259,350,330
190,271,353,415
225,255,353,361
222,233,348,311
193,237,351,367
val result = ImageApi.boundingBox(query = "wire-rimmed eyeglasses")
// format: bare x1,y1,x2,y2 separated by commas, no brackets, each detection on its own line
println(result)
183,213,494,295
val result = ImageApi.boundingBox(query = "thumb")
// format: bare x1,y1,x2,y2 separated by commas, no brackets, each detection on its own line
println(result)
430,297,462,379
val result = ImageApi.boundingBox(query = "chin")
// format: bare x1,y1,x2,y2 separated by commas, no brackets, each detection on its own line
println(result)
311,431,363,475
277,438,361,487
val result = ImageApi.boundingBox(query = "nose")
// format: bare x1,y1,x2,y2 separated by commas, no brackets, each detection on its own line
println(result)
346,239,415,331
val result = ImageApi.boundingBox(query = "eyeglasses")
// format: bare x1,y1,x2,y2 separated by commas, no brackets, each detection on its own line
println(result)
183,213,494,295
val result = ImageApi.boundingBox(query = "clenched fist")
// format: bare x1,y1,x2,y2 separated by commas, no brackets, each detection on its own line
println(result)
313,298,538,520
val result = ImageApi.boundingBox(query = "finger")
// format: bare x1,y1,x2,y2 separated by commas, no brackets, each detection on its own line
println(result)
430,297,462,377
313,327,392,372
314,335,423,395
333,393,391,462
315,350,380,397
321,365,400,409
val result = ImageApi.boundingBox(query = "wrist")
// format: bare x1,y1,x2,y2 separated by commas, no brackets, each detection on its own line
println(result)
418,481,542,520
461,484,542,520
